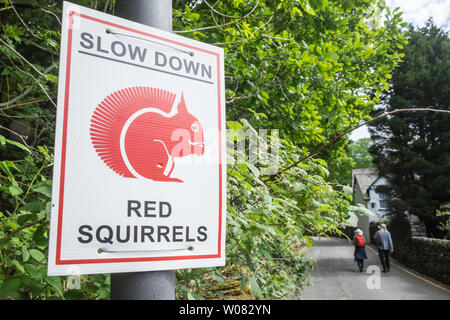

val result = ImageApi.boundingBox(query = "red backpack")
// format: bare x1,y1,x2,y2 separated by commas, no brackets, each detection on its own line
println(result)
355,235,365,247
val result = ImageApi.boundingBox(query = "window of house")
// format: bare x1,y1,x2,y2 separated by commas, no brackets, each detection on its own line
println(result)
378,193,387,199
379,200,387,209
371,202,375,209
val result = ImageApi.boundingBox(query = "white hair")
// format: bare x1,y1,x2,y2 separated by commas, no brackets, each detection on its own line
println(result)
355,229,363,235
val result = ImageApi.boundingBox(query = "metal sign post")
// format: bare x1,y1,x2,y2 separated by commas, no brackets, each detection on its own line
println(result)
111,0,175,300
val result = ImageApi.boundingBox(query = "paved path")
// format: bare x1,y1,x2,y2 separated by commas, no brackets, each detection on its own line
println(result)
300,237,450,300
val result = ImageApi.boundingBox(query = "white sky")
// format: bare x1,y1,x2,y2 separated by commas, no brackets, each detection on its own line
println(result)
350,0,450,140
386,0,450,31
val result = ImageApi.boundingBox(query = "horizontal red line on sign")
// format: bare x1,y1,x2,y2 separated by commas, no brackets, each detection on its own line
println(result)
58,253,221,265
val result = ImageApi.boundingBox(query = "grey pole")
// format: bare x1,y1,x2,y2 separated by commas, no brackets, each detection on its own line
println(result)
110,0,175,300
115,0,172,32
111,271,175,300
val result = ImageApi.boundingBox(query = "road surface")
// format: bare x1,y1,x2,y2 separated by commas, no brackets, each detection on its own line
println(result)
300,237,450,300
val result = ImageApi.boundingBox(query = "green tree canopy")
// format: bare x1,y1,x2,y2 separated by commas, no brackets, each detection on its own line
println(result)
329,137,374,186
348,138,374,169
369,20,450,237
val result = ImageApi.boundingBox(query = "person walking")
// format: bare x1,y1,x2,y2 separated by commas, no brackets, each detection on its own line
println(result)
374,223,394,272
353,228,367,272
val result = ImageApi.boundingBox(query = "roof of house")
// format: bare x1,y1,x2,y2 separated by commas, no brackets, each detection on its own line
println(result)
352,168,379,195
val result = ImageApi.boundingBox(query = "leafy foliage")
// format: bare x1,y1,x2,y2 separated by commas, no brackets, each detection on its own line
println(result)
368,20,450,238
0,0,405,299
328,137,374,186
0,136,110,299
0,0,112,300
436,203,450,239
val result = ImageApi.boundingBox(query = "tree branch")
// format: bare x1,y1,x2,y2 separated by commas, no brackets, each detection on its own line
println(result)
174,0,260,34
204,0,243,19
0,97,56,112
276,107,450,176
0,124,32,150
14,64,57,108
0,64,56,108
9,0,39,38
0,174,30,188
24,39,58,55
40,8,61,25
0,38,45,77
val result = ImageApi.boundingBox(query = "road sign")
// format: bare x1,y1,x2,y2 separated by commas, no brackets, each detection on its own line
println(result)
48,2,226,276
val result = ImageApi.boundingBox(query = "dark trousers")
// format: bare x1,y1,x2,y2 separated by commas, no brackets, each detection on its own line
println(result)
378,249,390,271
356,259,364,270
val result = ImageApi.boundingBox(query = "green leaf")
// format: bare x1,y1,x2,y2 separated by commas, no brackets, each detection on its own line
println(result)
24,264,41,278
33,184,52,198
293,182,306,192
244,253,254,271
260,248,271,259
247,163,260,178
8,184,23,197
301,1,317,16
21,201,46,213
348,204,374,216
17,213,36,225
295,228,303,240
227,121,244,130
3,138,32,154
33,225,46,242
187,292,196,300
291,7,303,17
304,235,314,247
29,249,45,262
248,277,262,298
239,270,247,290
65,289,83,300
210,272,225,285
27,280,46,297
46,276,65,299
342,185,353,196
318,165,329,177
11,259,25,273
45,73,58,83
0,160,18,181
0,277,27,300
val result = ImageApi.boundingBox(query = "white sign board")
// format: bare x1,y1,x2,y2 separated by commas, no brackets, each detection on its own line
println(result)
48,2,226,276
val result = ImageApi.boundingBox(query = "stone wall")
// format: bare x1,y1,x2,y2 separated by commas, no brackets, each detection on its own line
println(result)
385,215,450,285
398,237,450,284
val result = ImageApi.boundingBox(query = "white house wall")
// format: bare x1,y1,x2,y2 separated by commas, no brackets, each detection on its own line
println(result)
367,176,389,222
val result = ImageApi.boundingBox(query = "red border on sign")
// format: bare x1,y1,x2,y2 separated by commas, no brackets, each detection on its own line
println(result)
55,12,223,265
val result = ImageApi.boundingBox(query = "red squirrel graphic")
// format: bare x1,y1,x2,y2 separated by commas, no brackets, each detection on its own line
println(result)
90,87,204,182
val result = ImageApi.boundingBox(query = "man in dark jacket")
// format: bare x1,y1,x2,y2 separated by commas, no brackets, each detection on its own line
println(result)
374,223,394,272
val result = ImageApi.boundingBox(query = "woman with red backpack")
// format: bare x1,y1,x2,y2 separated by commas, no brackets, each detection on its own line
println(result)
353,229,368,272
